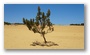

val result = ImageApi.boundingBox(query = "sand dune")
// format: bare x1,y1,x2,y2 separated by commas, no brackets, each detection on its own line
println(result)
4,25,84,49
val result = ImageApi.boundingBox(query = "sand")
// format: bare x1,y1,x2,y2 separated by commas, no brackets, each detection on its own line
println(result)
4,25,84,49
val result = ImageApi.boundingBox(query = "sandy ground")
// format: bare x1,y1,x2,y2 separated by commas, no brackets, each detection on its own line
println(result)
4,25,84,49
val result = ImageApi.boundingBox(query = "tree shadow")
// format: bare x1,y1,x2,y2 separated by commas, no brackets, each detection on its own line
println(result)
30,41,59,47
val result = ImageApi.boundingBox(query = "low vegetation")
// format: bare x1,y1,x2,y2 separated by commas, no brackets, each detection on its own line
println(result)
70,23,84,26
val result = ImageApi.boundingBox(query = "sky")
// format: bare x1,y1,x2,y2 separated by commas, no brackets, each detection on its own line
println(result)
4,4,84,25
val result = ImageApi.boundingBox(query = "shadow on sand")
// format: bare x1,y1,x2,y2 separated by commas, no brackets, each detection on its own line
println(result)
30,41,59,47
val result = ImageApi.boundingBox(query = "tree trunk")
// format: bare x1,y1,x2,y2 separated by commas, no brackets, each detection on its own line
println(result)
42,34,47,43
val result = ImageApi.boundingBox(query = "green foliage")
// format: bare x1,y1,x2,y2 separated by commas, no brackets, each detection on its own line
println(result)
81,23,84,25
4,22,11,25
23,6,54,34
70,23,84,26
23,18,26,24
22,6,54,43
47,9,50,17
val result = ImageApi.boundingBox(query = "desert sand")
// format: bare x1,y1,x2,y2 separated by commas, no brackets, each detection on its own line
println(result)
4,25,84,49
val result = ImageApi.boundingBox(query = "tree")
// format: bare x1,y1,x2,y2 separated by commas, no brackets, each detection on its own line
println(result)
81,23,84,25
4,22,11,25
23,6,54,43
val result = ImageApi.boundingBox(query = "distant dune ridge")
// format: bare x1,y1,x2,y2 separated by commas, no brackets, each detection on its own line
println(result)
4,25,84,49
